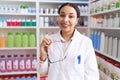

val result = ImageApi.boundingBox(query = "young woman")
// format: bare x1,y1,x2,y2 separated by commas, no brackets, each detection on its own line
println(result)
40,3,99,80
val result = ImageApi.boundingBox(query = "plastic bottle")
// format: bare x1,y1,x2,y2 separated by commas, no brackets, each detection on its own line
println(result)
100,32,105,52
107,14,113,27
31,19,36,26
29,32,36,47
0,33,6,48
22,32,28,47
15,32,22,47
19,54,25,71
25,54,31,71
113,13,119,28
112,37,118,58
7,32,14,47
0,55,6,72
31,54,36,71
6,55,12,72
21,19,26,26
103,15,107,27
13,54,19,71
26,19,31,26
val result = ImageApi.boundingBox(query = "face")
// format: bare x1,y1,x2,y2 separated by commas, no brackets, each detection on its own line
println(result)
58,5,78,34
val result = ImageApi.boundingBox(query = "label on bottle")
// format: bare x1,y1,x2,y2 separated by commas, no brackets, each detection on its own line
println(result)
20,59,25,70
13,59,19,70
32,59,36,70
6,59,12,71
26,59,31,70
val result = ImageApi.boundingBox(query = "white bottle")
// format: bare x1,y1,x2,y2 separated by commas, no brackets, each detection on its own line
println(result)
103,15,107,27
100,32,105,52
112,37,118,58
118,39,120,59
107,14,113,27
104,35,108,53
113,13,119,28
108,36,113,55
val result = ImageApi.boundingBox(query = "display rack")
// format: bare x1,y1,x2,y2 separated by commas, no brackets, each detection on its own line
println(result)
0,0,89,79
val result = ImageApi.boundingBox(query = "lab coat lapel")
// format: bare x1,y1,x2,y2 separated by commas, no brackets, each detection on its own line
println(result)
64,29,83,57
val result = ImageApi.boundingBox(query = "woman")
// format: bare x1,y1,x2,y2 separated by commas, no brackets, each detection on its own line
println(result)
40,3,99,80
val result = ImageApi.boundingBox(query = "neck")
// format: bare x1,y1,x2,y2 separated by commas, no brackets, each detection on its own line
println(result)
61,29,75,41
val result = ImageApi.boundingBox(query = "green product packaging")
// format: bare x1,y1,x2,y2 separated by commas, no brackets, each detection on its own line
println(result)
26,19,31,26
29,32,36,47
21,19,26,26
31,19,36,26
15,32,22,47
22,32,28,47
7,32,14,47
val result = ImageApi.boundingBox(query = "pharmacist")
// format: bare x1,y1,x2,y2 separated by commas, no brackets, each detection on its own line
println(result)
40,3,99,80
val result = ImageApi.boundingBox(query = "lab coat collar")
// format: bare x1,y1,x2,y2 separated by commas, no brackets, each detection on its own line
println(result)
58,29,82,42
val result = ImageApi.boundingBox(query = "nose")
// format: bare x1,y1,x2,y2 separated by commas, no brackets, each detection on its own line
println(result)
63,16,69,22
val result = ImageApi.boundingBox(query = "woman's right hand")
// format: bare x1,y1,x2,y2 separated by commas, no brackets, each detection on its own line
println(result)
40,38,52,61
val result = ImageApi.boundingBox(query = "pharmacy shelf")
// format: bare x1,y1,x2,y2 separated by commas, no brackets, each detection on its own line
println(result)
39,13,88,17
39,1,89,4
39,14,58,17
0,47,37,50
95,50,120,63
0,71,37,76
0,27,36,29
0,0,36,2
0,13,36,16
90,8,120,16
90,27,120,30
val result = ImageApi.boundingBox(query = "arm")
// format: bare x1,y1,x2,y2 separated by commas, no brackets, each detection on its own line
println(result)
39,38,52,75
84,40,100,80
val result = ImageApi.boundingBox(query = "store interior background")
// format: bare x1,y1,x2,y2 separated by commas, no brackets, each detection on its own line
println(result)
0,0,120,80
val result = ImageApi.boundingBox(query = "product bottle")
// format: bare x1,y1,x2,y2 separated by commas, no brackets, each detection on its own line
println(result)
15,32,22,47
0,55,6,72
113,13,119,28
21,19,26,26
107,14,113,27
31,54,36,71
25,54,31,71
31,19,36,26
22,32,28,47
103,15,107,27
7,32,14,47
0,33,6,48
100,32,105,52
13,54,19,71
6,55,12,72
26,19,31,26
19,54,25,71
29,32,36,47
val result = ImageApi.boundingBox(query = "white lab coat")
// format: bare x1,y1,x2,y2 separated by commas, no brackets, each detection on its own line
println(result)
40,29,99,80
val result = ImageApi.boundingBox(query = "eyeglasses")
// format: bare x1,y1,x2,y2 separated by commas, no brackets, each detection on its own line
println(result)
47,40,66,63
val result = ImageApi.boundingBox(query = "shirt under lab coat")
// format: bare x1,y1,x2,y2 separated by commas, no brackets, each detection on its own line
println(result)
40,29,99,80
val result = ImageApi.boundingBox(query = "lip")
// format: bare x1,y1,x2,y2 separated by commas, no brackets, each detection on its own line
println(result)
61,24,70,28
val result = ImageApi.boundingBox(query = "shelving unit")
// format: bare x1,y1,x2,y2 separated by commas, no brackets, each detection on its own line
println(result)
0,0,89,80
89,0,120,79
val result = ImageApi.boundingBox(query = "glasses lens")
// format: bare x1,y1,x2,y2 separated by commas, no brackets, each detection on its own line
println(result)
48,42,64,63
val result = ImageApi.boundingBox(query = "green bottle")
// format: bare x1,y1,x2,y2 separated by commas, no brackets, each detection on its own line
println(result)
31,19,36,26
15,32,21,47
22,32,28,47
7,32,14,47
26,19,31,26
29,32,36,47
21,19,26,26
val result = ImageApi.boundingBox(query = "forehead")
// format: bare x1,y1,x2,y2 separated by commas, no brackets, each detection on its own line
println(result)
60,5,77,14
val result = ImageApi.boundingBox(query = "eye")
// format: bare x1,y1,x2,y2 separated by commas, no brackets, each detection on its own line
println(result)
69,15,74,18
59,14,65,17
